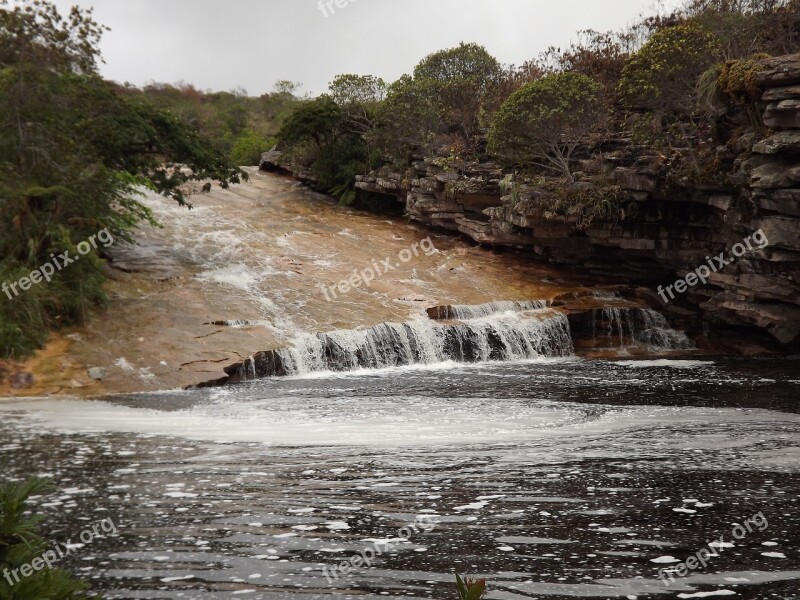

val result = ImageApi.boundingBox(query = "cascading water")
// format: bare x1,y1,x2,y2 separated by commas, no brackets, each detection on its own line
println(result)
211,298,695,385
589,307,693,350
223,309,575,381
429,300,550,320
276,310,573,375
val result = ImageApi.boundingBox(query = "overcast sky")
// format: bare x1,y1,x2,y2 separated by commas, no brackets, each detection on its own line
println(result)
49,0,670,96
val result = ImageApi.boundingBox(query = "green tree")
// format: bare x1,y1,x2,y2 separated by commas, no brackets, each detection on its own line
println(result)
618,22,722,113
329,74,387,107
231,130,273,166
277,96,372,204
329,74,386,137
370,75,444,163
488,72,604,181
0,0,244,358
277,96,342,150
413,42,502,142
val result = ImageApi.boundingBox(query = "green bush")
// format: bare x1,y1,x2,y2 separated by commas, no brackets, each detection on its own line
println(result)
231,130,274,166
488,72,605,181
413,42,502,142
718,56,766,105
618,22,722,114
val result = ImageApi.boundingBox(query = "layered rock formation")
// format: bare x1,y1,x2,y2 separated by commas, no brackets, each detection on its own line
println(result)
263,54,800,347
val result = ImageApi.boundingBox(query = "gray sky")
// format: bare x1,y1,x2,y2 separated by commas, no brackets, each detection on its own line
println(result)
50,0,666,96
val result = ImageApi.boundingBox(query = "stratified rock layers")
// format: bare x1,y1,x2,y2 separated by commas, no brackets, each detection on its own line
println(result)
263,54,800,346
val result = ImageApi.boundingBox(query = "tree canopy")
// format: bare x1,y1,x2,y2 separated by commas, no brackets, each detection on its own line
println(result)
488,72,604,181
0,0,245,358
618,22,722,113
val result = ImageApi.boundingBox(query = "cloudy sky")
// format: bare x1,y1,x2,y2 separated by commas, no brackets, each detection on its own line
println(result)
50,0,669,96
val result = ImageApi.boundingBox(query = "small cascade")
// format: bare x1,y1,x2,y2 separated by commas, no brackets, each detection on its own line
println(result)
588,307,693,350
227,310,574,380
204,296,696,387
278,311,573,375
428,300,550,320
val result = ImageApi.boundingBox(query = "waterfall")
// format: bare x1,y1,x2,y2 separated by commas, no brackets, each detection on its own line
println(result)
589,307,693,350
277,311,573,375
429,300,550,320
216,299,694,384
227,310,574,380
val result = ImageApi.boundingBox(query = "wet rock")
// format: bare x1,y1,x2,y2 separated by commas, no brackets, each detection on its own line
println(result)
749,159,800,188
614,167,657,192
258,148,285,171
763,84,800,102
87,367,106,381
756,189,800,216
10,372,34,389
758,54,800,87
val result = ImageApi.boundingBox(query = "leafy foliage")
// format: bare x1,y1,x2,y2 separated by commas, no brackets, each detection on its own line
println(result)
456,573,487,600
329,74,387,108
717,57,765,105
0,478,99,599
488,72,604,181
539,29,640,98
371,75,444,163
278,96,342,149
618,23,722,114
413,42,502,142
231,130,274,166
0,0,244,358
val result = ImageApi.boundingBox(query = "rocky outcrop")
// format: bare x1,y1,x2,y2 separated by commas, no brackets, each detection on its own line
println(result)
262,54,800,347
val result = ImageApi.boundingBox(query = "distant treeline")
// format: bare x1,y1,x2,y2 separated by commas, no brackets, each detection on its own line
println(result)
120,80,301,167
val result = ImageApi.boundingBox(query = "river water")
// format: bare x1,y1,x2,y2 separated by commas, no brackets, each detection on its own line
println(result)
1,356,798,599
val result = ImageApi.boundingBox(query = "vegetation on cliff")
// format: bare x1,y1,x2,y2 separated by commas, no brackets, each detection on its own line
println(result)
273,0,799,207
488,72,605,181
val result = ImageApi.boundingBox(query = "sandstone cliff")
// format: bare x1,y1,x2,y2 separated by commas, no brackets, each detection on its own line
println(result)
263,54,800,348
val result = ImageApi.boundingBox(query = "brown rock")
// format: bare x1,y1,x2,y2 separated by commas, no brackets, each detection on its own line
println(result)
752,130,800,154
763,100,800,129
758,54,800,87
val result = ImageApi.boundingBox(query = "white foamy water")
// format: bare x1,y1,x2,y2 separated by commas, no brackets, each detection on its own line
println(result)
1,357,799,599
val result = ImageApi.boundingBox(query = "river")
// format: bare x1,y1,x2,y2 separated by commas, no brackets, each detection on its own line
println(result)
0,172,798,599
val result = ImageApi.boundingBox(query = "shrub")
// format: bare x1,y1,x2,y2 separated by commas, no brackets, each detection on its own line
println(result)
718,56,766,105
413,43,502,143
231,130,273,166
618,22,722,114
488,72,605,181
370,75,444,163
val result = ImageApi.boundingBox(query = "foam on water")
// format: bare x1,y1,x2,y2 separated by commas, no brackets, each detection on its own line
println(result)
616,359,715,368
